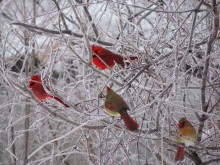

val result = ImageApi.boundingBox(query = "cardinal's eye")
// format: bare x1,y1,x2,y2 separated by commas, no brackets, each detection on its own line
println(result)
29,81,35,86
179,122,185,128
94,50,98,54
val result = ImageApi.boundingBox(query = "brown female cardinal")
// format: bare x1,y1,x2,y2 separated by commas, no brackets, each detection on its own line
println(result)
92,44,138,69
175,118,197,161
104,86,139,131
28,74,69,107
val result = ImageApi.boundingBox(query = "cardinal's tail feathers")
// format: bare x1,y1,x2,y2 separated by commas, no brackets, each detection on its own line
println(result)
118,56,138,67
54,97,70,107
129,56,138,61
121,112,139,131
175,146,184,161
121,56,138,62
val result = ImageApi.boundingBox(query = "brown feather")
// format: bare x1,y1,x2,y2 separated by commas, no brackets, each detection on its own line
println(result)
104,87,139,131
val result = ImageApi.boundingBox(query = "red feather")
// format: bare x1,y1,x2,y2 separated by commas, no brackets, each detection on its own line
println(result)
175,146,184,161
92,44,137,69
28,75,69,107
121,111,139,131
53,97,69,107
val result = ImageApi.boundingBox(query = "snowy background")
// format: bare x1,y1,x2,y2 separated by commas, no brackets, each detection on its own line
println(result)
0,0,220,164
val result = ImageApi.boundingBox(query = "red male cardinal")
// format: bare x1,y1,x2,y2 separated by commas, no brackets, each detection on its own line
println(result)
175,118,197,161
104,86,139,131
28,75,69,107
92,44,138,69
